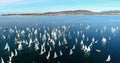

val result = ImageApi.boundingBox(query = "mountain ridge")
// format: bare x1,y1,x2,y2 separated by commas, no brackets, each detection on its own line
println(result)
1,10,120,16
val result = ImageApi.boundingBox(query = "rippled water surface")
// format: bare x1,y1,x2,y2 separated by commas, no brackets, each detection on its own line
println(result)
0,15,120,63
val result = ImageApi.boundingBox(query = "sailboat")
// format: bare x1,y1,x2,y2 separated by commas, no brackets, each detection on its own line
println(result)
4,43,10,51
96,49,101,53
92,37,95,42
102,37,107,45
1,57,4,63
34,43,39,51
106,55,111,62
72,45,75,50
69,49,73,55
10,52,14,58
15,49,18,56
46,51,50,60
17,42,23,50
59,50,63,56
2,34,6,39
53,52,58,58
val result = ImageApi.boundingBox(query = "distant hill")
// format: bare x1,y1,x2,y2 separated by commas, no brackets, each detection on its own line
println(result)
1,10,120,16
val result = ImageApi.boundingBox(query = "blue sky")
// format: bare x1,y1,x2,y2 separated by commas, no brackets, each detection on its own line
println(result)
0,0,120,14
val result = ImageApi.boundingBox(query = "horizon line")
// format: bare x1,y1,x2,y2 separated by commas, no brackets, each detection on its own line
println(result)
1,9,120,14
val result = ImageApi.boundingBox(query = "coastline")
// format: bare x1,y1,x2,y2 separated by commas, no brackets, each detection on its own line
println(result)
1,10,120,16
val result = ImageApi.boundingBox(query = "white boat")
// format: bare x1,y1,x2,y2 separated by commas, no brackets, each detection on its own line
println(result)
17,42,23,50
40,45,44,55
87,37,89,41
4,43,10,51
1,57,4,63
95,40,98,43
21,30,25,35
102,37,107,45
46,51,50,60
15,49,18,56
92,37,95,42
34,29,38,35
106,55,111,62
58,41,61,46
2,34,6,39
69,49,73,55
9,56,12,62
111,27,116,34
87,46,91,52
96,49,101,53
53,52,58,58
34,43,39,51
60,50,63,56
82,34,85,40
80,40,84,45
86,25,90,30
11,52,14,57
72,45,75,50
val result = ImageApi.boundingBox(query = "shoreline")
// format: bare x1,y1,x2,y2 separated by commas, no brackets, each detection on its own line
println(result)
1,10,120,16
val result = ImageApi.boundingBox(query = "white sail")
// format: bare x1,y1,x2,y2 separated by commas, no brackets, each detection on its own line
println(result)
28,38,33,47
87,46,91,52
14,26,17,29
9,28,14,33
15,49,18,56
40,43,46,55
8,61,12,63
2,34,6,39
9,56,12,62
17,42,22,50
92,37,95,42
60,50,63,56
50,47,52,51
11,52,14,57
106,55,111,62
34,29,38,35
46,51,50,60
95,40,98,43
58,41,61,46
77,30,80,35
35,43,39,51
69,49,73,55
17,33,20,38
86,25,90,30
84,45,87,51
40,45,44,55
63,37,67,44
75,38,78,44
4,43,10,51
72,45,75,50
1,57,4,63
80,40,84,45
82,34,85,40
111,27,116,34
21,30,25,35
102,37,107,45
81,44,85,50
87,37,89,41
53,52,58,58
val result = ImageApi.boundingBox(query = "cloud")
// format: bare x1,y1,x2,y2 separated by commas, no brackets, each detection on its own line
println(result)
0,0,47,6
0,0,21,5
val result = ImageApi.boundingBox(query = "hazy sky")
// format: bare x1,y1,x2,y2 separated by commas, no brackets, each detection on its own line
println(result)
0,0,120,13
